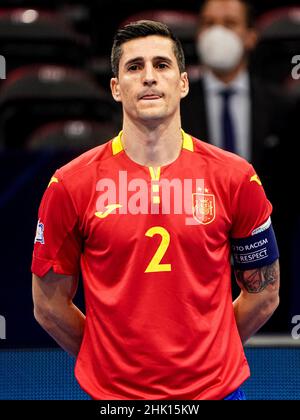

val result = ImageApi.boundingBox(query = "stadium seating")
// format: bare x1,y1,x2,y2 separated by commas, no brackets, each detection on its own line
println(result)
119,9,199,66
251,7,300,85
0,8,90,73
0,64,120,148
26,119,117,151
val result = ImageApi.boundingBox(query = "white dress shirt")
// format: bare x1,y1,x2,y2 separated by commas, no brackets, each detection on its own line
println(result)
202,70,251,161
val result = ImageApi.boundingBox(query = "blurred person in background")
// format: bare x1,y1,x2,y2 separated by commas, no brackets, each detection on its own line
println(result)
182,0,292,331
181,0,289,174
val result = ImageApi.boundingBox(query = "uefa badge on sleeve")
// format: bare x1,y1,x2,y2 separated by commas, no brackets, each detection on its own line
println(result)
34,219,45,244
192,192,216,225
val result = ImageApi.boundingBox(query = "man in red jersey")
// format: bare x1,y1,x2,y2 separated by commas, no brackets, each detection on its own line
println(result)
32,20,280,400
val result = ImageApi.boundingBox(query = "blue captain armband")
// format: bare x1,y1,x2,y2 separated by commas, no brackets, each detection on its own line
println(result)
231,218,279,270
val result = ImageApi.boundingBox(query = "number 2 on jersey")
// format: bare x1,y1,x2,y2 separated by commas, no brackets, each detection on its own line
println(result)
145,226,171,273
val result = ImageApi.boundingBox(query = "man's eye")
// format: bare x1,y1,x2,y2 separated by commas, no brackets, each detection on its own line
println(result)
157,63,168,69
201,20,215,29
128,65,140,71
224,20,239,29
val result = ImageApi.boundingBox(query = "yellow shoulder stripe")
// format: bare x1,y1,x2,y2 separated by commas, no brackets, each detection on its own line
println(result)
250,174,262,186
48,176,59,187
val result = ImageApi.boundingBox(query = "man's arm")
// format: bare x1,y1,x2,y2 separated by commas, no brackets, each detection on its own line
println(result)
233,259,280,344
32,270,85,357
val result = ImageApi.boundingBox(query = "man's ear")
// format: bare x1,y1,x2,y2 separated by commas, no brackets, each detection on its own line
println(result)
180,72,189,99
110,78,122,102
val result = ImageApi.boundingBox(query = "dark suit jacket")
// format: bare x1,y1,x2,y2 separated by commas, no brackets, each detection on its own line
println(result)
180,75,289,179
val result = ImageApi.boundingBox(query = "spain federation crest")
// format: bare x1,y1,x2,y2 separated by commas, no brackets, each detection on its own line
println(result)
192,192,216,225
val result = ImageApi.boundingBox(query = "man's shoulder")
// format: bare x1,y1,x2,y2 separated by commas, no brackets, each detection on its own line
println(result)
55,137,115,181
191,134,254,177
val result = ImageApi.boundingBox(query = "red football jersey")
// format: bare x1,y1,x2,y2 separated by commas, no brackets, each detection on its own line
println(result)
32,131,272,400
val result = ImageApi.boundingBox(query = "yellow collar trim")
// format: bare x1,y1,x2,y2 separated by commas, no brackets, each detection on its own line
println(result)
181,129,194,152
112,129,193,156
149,166,161,181
112,131,123,156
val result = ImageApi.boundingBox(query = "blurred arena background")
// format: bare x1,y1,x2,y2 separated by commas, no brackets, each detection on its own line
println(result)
0,0,300,400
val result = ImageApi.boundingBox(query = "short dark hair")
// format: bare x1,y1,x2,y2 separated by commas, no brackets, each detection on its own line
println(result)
199,0,255,29
111,20,185,77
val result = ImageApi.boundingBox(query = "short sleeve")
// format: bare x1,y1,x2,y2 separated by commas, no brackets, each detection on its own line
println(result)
31,172,82,277
231,165,273,239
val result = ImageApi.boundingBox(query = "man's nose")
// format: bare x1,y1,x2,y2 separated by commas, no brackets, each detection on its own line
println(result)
142,64,157,85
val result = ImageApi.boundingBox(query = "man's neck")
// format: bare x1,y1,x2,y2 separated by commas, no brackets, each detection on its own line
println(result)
121,117,183,168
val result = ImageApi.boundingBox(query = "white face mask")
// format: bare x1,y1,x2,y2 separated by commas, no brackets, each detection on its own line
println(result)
197,25,244,72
